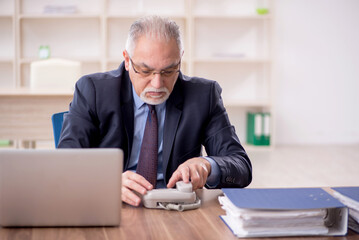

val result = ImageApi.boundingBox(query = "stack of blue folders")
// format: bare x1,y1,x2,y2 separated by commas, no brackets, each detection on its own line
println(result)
219,188,348,238
332,187,359,233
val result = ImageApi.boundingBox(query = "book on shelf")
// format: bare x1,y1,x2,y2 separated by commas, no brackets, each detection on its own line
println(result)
246,112,270,146
332,187,359,233
219,188,348,238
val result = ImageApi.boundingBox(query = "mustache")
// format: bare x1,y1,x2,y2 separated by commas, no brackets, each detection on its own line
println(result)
143,87,169,94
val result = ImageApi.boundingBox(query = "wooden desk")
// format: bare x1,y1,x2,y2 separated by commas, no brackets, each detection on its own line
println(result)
0,88,73,143
0,189,358,240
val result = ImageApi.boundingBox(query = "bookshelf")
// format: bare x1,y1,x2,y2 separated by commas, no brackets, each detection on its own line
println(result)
0,0,274,149
191,0,273,148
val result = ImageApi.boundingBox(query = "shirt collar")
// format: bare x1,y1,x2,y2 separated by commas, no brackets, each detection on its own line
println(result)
132,85,144,110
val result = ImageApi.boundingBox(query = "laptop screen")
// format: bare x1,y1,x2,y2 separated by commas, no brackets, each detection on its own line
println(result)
0,148,123,227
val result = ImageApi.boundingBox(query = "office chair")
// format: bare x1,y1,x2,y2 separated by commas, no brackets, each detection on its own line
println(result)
51,111,68,148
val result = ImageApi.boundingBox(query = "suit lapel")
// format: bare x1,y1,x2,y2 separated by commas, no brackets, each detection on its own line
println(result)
120,68,134,169
163,78,183,179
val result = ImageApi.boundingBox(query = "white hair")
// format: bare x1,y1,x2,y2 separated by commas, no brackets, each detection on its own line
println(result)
125,15,184,57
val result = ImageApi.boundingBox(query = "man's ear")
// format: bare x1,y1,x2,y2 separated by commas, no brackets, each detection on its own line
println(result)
123,50,130,71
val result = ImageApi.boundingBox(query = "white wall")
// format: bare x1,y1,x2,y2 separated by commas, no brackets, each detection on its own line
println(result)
273,0,359,145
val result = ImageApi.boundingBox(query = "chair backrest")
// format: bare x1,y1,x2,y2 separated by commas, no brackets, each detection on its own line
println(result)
51,111,68,148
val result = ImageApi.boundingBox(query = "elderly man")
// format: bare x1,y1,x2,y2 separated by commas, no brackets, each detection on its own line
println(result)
58,15,252,206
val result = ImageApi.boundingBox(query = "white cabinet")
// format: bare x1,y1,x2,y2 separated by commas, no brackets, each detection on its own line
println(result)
1,0,273,148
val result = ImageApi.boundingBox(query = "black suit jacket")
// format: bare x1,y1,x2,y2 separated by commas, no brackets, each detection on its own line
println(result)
58,62,252,188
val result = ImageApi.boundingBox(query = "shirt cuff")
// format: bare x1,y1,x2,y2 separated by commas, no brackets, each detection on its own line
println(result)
202,156,221,188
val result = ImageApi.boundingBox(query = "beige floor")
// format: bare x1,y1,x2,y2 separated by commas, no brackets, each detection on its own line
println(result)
247,145,359,189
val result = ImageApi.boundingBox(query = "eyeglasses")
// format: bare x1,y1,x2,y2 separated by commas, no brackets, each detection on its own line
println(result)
129,58,181,78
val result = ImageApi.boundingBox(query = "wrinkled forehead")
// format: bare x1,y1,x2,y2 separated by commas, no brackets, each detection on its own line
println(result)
135,33,181,52
132,36,181,61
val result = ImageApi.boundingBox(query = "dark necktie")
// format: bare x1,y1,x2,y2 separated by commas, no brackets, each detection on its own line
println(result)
136,104,158,187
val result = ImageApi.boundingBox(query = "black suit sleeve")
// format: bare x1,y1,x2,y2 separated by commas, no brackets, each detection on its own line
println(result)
58,76,100,148
204,81,252,188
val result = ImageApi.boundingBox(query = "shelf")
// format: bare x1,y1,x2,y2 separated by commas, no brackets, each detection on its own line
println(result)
193,14,272,20
0,88,73,97
106,0,186,18
106,14,140,19
0,58,13,63
20,58,101,64
20,17,101,60
19,14,101,19
107,57,188,64
224,100,271,108
194,17,270,64
0,15,13,18
107,14,187,19
194,57,270,64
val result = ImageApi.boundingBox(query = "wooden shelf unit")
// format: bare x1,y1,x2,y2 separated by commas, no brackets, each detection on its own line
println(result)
0,0,274,148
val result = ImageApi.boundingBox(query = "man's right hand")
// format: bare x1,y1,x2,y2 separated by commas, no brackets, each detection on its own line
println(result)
122,171,153,206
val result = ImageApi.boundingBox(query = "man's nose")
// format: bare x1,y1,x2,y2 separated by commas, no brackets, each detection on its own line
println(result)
150,73,164,89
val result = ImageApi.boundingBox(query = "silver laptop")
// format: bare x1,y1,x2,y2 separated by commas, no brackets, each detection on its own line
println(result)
0,148,123,227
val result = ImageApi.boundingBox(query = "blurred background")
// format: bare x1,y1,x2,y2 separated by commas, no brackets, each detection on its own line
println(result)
0,0,358,186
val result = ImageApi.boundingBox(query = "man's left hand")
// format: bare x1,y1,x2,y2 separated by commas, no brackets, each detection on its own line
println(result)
167,157,211,190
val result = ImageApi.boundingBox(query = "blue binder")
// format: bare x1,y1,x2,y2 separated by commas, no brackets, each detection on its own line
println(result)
332,187,359,202
222,188,345,210
220,188,348,237
332,187,359,234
